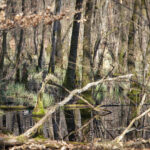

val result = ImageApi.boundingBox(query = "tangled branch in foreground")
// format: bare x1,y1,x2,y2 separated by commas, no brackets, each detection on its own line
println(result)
2,74,150,149
22,74,133,138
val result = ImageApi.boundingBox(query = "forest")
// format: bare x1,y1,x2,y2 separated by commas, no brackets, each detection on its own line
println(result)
0,0,150,149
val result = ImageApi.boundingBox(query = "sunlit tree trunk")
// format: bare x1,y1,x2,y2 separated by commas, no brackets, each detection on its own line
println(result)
140,0,149,87
48,0,62,73
82,0,93,86
144,0,150,88
127,0,141,73
31,0,38,55
92,0,109,105
127,0,142,140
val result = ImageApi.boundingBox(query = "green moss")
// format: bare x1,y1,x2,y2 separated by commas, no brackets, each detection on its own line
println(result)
127,76,142,104
16,135,28,143
33,125,45,138
32,93,45,116
34,136,46,141
113,73,123,77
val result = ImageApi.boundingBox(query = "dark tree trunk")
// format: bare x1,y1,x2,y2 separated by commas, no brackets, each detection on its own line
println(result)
0,31,7,78
63,0,83,141
15,0,25,83
21,63,28,89
37,0,46,71
15,29,24,83
37,24,45,70
63,0,83,90
33,27,38,55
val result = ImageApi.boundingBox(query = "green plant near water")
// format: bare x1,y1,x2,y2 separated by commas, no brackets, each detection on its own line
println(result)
3,83,37,105
2,83,53,107
43,93,54,107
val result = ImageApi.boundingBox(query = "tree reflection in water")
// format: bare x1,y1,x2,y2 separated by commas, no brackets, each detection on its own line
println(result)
0,105,150,142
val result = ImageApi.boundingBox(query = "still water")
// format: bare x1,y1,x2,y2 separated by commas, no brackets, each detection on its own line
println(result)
0,105,150,141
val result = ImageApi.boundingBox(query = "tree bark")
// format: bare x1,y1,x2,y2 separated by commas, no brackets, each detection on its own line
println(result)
63,0,83,90
15,0,25,83
82,0,93,86
0,31,7,78
48,0,62,73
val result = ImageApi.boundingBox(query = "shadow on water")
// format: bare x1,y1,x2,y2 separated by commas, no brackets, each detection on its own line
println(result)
0,105,150,142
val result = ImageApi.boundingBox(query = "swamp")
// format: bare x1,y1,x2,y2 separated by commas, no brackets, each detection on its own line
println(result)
0,0,150,149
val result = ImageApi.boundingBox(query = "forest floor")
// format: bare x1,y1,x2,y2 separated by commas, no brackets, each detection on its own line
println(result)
0,134,150,150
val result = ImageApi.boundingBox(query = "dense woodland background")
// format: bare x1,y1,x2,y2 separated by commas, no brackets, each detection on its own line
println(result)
1,0,150,146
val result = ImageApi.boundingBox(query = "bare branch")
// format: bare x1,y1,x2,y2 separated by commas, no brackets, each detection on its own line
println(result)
22,74,133,138
114,102,150,143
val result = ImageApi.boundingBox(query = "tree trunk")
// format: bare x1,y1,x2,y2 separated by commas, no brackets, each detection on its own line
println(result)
0,31,7,78
63,0,83,90
37,24,45,70
62,0,83,141
15,0,25,83
82,0,93,86
48,0,62,73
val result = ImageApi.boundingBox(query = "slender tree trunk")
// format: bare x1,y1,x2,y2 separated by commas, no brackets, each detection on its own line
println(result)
127,0,141,73
127,0,141,140
33,27,38,55
37,0,46,71
48,0,62,73
0,31,7,78
15,29,24,83
37,24,45,70
15,0,25,83
31,0,38,55
82,0,93,86
93,0,109,79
